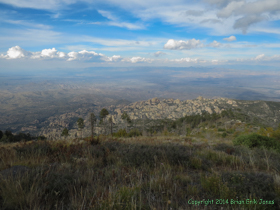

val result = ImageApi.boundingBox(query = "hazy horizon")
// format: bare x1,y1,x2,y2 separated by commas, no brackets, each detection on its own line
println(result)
0,0,280,111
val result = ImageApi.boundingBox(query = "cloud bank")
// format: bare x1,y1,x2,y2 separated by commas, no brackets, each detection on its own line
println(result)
0,46,121,63
0,46,155,64
1,46,280,67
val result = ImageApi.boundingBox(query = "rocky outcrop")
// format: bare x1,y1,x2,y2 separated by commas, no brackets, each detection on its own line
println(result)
108,97,228,124
18,96,280,140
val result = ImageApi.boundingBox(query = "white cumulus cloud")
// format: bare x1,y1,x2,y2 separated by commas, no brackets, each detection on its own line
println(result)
41,48,58,58
67,50,107,62
0,46,114,63
2,46,31,59
154,51,166,57
122,57,154,63
208,40,222,48
223,35,236,41
164,39,203,50
57,52,66,58
31,48,67,59
107,55,123,62
235,54,280,62
254,54,265,60
171,57,198,63
132,57,153,63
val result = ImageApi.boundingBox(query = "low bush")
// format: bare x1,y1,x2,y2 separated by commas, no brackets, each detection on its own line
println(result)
113,128,142,138
222,172,279,209
0,166,76,209
128,128,142,137
233,133,280,152
0,131,40,143
113,129,128,137
214,143,236,155
226,129,235,134
14,141,52,158
119,144,198,169
42,169,76,204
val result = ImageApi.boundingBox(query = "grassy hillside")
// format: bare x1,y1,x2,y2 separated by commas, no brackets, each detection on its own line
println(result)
1,110,280,209
1,130,280,209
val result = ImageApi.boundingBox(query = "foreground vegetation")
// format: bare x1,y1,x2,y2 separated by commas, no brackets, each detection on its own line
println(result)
1,109,280,209
1,132,280,210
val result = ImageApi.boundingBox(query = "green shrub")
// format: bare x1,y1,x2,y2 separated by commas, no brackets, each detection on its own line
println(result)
226,129,235,134
165,145,191,166
122,145,160,167
0,132,36,143
222,172,279,209
110,186,141,209
14,141,52,158
186,128,191,136
42,169,75,204
163,129,170,136
190,157,202,169
218,128,226,132
37,136,47,141
120,144,192,168
233,131,241,138
13,141,86,163
233,133,280,152
128,128,142,137
221,132,227,138
0,166,76,210
113,129,128,137
214,143,236,155
200,174,231,199
0,135,9,143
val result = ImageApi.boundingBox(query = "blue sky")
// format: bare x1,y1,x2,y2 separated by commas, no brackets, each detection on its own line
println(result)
1,0,280,70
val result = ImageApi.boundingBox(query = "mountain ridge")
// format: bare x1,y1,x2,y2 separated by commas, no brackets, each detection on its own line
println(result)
32,96,280,140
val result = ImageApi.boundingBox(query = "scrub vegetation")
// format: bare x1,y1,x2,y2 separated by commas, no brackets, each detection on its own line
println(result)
1,110,280,209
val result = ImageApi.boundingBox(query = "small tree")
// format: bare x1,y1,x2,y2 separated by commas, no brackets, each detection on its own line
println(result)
99,108,109,135
61,128,69,139
4,130,13,140
99,108,109,122
0,135,8,143
89,113,96,140
142,114,147,136
121,111,132,133
77,118,85,139
108,116,113,136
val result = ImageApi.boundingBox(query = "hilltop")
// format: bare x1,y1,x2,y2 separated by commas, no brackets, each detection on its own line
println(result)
32,96,280,140
1,93,280,140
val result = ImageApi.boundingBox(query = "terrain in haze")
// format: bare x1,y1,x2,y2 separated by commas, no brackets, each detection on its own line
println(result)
1,66,280,137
